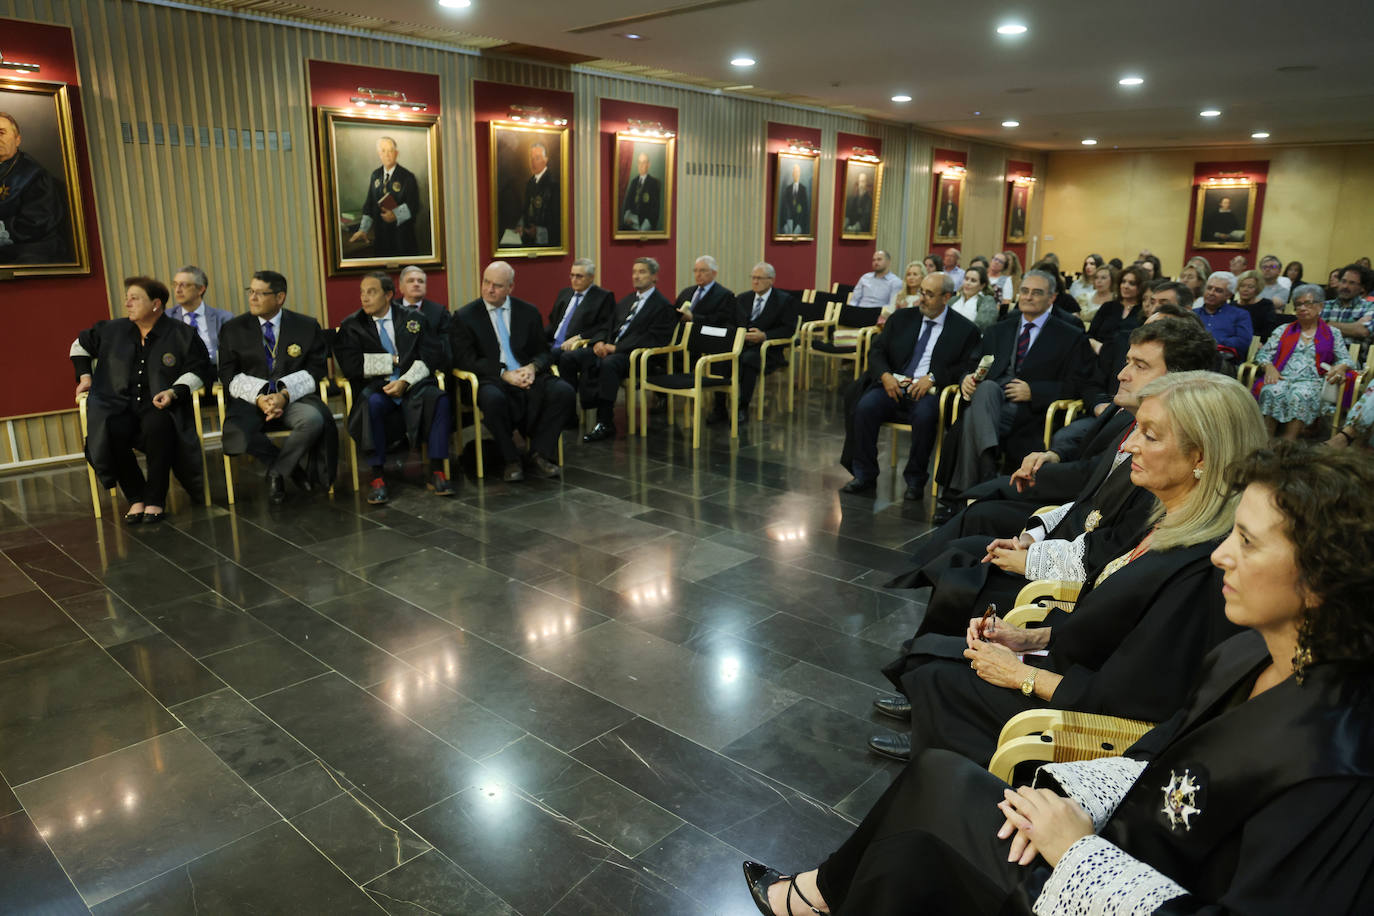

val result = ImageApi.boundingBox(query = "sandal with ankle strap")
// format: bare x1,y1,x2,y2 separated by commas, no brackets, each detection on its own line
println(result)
742,861,824,915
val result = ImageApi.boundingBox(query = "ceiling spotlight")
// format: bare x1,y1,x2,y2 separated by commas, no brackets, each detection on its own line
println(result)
1118,76,1144,86
437,0,470,7
1251,131,1271,139
730,56,755,67
1081,138,1098,146
891,94,912,102
1199,109,1222,118
623,32,643,40
996,23,1028,35
1001,120,1020,127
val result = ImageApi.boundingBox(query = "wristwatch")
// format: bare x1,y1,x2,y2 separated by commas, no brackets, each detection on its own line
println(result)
1019,669,1038,697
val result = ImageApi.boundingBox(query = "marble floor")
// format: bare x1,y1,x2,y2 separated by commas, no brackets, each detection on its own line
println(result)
0,385,936,915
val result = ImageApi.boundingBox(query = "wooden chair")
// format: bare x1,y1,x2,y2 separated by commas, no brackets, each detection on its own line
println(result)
753,316,803,420
987,709,1156,782
794,291,832,389
805,304,882,388
568,325,684,436
449,367,485,479
883,384,963,498
1042,398,1085,449
638,324,745,448
78,390,213,518
334,372,451,490
831,281,855,301
214,379,332,504
1236,361,1259,391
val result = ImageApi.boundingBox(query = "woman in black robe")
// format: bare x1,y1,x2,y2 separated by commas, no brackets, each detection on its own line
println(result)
742,441,1374,915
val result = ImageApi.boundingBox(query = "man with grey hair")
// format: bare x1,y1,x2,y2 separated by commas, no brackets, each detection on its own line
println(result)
0,111,66,262
850,249,903,310
394,265,451,372
166,265,232,360
932,268,1094,522
1192,270,1253,365
941,248,965,288
675,255,735,326
580,256,676,441
547,257,615,398
348,135,422,257
709,261,800,422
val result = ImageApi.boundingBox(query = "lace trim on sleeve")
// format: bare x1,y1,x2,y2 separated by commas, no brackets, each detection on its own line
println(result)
1024,531,1088,583
1035,757,1147,830
1033,835,1187,916
228,373,267,403
400,359,430,387
279,370,316,404
1029,501,1074,536
363,352,393,377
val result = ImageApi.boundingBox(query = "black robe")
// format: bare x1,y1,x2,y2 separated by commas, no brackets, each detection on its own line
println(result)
360,163,422,257
0,151,67,263
332,306,446,454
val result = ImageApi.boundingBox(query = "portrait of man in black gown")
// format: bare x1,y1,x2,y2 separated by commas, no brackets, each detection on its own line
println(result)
492,122,568,256
0,83,89,274
1194,183,1252,249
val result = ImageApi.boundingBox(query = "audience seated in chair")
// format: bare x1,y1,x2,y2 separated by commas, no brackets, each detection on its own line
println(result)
452,260,575,481
708,261,798,424
577,256,677,442
1253,283,1352,441
1320,262,1374,343
838,272,980,500
546,257,615,395
674,255,735,326
71,275,210,524
165,265,232,361
394,265,453,372
1193,271,1254,370
333,271,454,504
217,270,337,505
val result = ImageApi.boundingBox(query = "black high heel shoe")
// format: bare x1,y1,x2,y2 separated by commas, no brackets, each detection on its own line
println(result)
742,861,824,915
124,511,144,526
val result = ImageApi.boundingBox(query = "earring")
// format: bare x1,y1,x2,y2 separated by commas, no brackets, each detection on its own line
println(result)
1293,611,1315,686
1193,467,1203,479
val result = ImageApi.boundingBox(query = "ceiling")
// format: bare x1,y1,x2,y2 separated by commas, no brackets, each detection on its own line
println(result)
198,0,1374,150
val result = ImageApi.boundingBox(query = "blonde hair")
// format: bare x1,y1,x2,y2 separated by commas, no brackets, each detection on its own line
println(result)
1000,250,1023,286
901,260,927,295
1137,371,1267,550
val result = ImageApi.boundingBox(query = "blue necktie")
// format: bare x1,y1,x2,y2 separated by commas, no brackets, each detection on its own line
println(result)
615,295,644,341
690,286,705,311
554,292,583,348
903,319,935,378
751,295,766,322
262,319,278,393
490,306,519,370
376,317,403,403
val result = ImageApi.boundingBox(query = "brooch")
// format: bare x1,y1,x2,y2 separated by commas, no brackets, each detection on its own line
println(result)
392,181,402,192
161,353,177,367
406,319,421,334
532,195,543,208
286,343,302,357
1084,509,1102,532
374,178,381,187
1160,769,1201,831
640,192,650,204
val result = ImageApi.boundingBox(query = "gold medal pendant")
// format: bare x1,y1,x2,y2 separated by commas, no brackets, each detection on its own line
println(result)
0,185,9,201
1084,509,1102,532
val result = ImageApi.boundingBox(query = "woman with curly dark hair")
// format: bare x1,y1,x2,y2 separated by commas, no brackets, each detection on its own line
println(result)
742,440,1374,915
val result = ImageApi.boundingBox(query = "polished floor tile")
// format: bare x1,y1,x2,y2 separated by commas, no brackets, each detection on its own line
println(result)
0,810,89,915
0,588,88,662
364,849,516,915
107,632,226,706
56,590,157,647
199,632,331,698
289,788,431,884
172,688,315,785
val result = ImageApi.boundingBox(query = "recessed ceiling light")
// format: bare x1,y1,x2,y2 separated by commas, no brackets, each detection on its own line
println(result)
1251,131,1271,139
996,23,1027,35
1081,138,1098,146
891,94,912,102
1118,76,1144,86
730,56,755,67
1001,120,1020,127
437,0,470,7
622,32,643,40
1199,109,1222,118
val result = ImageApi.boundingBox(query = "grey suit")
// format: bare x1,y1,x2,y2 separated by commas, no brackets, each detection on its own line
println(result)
166,302,233,360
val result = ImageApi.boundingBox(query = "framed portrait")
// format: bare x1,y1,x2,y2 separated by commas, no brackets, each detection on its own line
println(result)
490,121,569,257
772,150,817,241
317,107,443,275
932,172,964,244
1192,182,1254,249
0,79,91,277
1004,182,1032,244
839,159,882,241
613,133,673,240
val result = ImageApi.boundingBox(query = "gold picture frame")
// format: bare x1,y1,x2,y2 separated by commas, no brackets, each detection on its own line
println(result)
1192,181,1255,250
490,120,569,257
1005,181,1033,245
613,132,674,241
0,79,91,277
839,158,882,241
932,171,964,244
317,106,444,275
772,150,818,242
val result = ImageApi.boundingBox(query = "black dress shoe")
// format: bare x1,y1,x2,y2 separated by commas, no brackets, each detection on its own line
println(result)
903,485,924,501
368,478,389,505
742,861,823,916
872,693,912,721
931,499,961,525
840,477,876,495
266,472,287,505
583,422,616,443
428,472,454,496
290,466,315,493
503,462,525,482
867,732,911,761
124,511,144,526
141,511,166,525
529,454,561,479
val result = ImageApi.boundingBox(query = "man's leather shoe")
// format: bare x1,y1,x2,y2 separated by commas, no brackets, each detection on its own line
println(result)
932,499,961,525
529,454,561,479
868,732,911,761
428,472,454,496
872,693,912,721
290,466,314,493
583,422,615,443
266,472,287,505
367,478,389,505
503,462,525,482
903,485,924,501
840,477,876,495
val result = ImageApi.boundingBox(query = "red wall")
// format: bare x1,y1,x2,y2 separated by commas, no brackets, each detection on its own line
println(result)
473,81,574,317
764,122,821,291
1183,160,1269,272
829,131,883,287
308,61,446,326
3,19,107,417
600,99,678,303
927,148,968,260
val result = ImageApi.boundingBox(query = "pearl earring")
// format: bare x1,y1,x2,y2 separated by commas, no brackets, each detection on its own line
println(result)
1193,467,1203,479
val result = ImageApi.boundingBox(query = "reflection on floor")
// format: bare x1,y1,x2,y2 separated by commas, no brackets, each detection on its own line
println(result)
0,388,933,915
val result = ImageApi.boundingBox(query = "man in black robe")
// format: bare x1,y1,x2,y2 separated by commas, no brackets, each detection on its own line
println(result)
844,170,873,233
518,142,559,247
620,152,661,231
334,271,453,504
71,276,209,522
777,161,809,235
347,136,422,257
1201,194,1242,243
394,265,451,372
0,112,67,263
674,255,735,326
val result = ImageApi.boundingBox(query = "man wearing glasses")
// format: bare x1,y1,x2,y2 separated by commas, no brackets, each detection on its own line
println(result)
165,265,232,360
546,258,615,396
218,270,337,504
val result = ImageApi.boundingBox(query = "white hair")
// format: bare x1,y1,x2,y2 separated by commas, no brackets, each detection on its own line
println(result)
399,265,426,281
753,262,776,279
1208,270,1237,294
695,255,718,272
485,260,515,284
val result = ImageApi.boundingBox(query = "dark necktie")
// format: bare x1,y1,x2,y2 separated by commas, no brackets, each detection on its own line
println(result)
751,295,765,322
903,319,936,378
554,292,583,347
186,311,199,331
262,320,279,393
615,296,644,341
1015,321,1033,371
690,286,705,311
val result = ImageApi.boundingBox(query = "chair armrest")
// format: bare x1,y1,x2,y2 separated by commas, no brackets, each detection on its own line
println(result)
938,384,963,425
988,710,1157,782
564,338,591,351
635,342,686,376
1005,603,1053,628
434,370,446,391
1013,579,1082,609
450,368,481,400
758,336,795,358
213,381,228,421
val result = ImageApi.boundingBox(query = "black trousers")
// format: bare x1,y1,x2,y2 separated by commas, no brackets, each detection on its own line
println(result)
572,349,634,421
105,407,177,506
476,376,575,462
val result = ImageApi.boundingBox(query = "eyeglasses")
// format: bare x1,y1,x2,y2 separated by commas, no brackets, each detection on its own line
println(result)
246,288,279,299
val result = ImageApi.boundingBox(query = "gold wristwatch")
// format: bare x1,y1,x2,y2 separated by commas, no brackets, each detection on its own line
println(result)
1020,669,1038,697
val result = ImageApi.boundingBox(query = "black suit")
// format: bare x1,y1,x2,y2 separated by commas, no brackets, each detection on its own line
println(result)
517,171,559,247
360,163,423,257
547,284,616,395
621,173,662,231
845,190,873,233
777,181,809,234
452,297,574,463
841,306,981,487
937,201,958,237
394,298,452,372
733,288,799,410
218,309,337,486
674,282,736,328
575,288,676,423
937,311,1094,493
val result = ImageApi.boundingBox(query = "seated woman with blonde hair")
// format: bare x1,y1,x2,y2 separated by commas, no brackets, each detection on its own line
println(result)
744,440,1374,915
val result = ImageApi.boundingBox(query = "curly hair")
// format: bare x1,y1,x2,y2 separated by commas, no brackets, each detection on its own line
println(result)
1227,441,1374,673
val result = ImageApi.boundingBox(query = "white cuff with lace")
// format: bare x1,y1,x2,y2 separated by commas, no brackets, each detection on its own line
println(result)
1035,756,1148,830
1033,835,1187,916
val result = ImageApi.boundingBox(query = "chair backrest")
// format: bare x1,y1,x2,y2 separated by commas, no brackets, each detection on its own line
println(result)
796,294,829,324
686,323,742,359
836,304,882,329
775,287,804,302
832,282,856,301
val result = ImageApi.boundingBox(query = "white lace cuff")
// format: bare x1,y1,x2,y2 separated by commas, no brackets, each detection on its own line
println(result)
229,372,268,403
1033,835,1187,916
172,372,205,393
280,370,317,404
400,359,430,387
1024,532,1087,583
363,352,393,377
394,203,412,225
1036,757,1147,830
1030,501,1074,535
